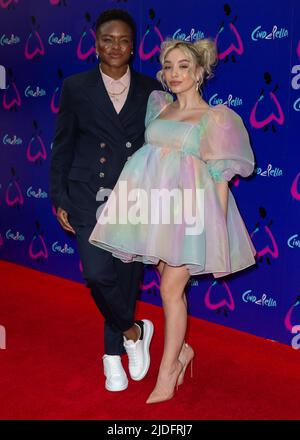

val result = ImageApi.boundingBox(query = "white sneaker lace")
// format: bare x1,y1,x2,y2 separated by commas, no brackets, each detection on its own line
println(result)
125,342,139,367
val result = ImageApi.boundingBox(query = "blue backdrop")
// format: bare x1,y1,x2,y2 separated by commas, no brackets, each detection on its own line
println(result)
0,0,299,347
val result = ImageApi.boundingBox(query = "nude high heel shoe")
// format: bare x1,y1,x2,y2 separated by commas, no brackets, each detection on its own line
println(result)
146,360,183,404
177,343,194,386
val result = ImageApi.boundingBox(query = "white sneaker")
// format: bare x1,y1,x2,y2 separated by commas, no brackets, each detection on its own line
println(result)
102,355,128,392
123,319,154,381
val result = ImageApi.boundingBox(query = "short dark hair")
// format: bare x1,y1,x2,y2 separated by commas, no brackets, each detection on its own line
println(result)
95,9,136,40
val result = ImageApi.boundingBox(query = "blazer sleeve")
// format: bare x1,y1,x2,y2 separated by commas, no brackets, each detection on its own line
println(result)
200,105,255,183
49,78,77,209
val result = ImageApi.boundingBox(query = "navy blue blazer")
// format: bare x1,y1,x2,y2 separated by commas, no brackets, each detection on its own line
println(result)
50,65,161,224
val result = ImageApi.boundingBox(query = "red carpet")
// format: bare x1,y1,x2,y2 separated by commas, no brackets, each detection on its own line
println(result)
0,260,299,420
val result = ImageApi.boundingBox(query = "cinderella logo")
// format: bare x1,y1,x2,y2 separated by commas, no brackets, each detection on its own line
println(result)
242,290,277,307
26,186,48,199
290,171,300,201
25,16,45,61
77,12,96,62
139,9,163,62
251,207,279,265
24,86,46,98
26,120,47,164
287,234,300,249
5,167,24,208
3,134,22,145
215,3,244,62
173,28,205,42
251,25,288,41
51,68,63,114
52,242,75,254
29,221,48,261
48,32,72,45
255,163,283,178
2,68,21,111
5,229,25,241
0,34,20,46
209,93,243,107
204,280,235,316
250,72,284,131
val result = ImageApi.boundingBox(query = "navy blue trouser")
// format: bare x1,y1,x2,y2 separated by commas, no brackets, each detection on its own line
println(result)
69,218,144,355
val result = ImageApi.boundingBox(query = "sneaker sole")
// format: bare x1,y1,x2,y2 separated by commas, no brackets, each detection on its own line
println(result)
131,319,154,381
105,380,129,392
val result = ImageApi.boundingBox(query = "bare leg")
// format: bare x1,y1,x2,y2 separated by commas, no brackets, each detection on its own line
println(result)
124,260,166,343
156,259,165,277
157,260,188,354
146,264,190,403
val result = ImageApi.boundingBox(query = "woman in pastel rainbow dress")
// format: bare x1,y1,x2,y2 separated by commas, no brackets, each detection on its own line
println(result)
89,38,257,403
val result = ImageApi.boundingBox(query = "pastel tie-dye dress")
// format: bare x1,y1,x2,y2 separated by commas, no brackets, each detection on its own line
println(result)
89,90,257,278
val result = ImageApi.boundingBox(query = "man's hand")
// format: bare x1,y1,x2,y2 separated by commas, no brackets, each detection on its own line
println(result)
56,207,75,234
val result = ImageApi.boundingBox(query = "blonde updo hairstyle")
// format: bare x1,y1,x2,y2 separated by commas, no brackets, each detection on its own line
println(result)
157,38,218,93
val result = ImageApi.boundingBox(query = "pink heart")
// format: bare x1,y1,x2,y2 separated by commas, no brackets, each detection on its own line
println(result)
5,181,24,206
26,135,47,162
204,280,235,311
77,29,96,60
25,31,45,60
29,235,48,259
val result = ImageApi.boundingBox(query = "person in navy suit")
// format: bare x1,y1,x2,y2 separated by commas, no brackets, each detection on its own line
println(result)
50,9,160,392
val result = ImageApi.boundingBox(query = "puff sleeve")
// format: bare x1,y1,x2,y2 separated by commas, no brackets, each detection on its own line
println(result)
200,105,255,183
145,90,173,127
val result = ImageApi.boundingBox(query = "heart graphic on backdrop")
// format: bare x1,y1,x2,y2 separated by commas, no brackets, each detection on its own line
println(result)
77,29,96,60
297,40,300,60
26,135,47,162
251,225,278,258
25,31,45,60
29,234,48,260
140,267,161,293
291,171,300,201
3,82,21,110
139,26,164,61
284,298,300,332
250,91,284,129
215,22,244,59
50,87,60,114
204,280,235,311
5,180,24,207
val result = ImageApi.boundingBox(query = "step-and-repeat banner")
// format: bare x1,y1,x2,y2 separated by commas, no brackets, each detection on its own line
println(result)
0,0,299,347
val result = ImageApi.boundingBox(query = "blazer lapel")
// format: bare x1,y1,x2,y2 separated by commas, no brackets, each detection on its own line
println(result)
84,65,127,134
118,70,146,125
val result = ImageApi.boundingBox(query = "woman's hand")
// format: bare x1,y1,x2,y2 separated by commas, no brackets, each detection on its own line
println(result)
56,207,75,234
